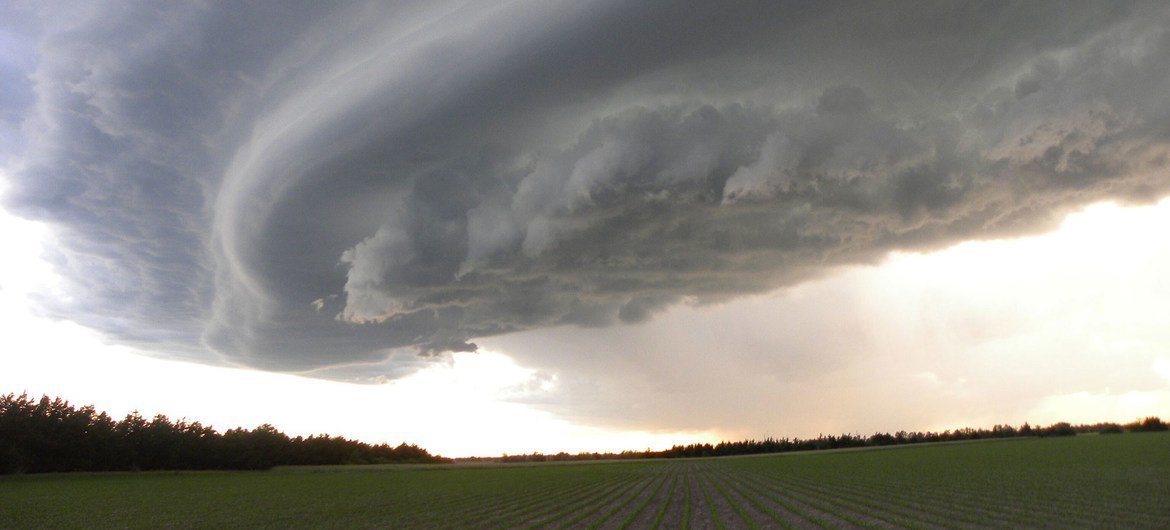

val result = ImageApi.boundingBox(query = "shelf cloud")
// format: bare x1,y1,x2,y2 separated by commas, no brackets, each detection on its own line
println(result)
4,1,1169,374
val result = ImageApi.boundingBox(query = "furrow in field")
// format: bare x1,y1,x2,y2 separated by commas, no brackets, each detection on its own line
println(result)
786,474,1043,529
760,473,942,529
590,468,673,529
736,470,904,529
706,471,766,529
694,461,773,530
468,472,635,529
603,465,681,530
726,469,888,529
760,464,1169,530
524,473,645,529
767,473,974,530
776,475,1006,529
739,470,879,528
683,463,720,529
434,470,632,528
907,479,1161,528
1007,482,1170,526
853,474,1142,528
681,464,696,529
640,468,684,530
369,489,496,528
697,465,728,530
508,472,642,529
547,475,657,529
706,469,827,530
753,470,1005,530
404,473,603,528
385,482,491,526
705,469,809,529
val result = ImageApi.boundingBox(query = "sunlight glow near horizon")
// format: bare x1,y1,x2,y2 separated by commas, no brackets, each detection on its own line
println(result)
865,199,1170,432
2,193,1169,456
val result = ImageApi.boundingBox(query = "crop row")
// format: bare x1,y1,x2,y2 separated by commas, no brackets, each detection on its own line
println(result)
385,442,1170,529
3,434,1167,528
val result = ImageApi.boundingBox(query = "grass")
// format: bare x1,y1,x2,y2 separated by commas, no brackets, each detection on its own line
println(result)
2,432,1168,528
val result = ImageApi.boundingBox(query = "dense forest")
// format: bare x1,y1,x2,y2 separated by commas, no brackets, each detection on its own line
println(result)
473,417,1168,464
0,393,448,474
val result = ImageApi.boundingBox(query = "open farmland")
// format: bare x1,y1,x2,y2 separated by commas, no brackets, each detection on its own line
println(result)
2,432,1168,528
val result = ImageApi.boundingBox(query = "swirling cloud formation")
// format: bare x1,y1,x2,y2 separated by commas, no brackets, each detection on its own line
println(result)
4,1,1169,373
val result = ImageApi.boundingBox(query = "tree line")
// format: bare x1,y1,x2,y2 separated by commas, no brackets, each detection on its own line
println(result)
3,391,1165,472
470,417,1167,463
0,393,448,474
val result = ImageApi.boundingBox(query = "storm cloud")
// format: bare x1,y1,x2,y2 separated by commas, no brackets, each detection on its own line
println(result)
4,1,1170,373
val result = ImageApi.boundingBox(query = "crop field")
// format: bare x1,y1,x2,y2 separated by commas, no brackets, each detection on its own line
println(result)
2,432,1168,528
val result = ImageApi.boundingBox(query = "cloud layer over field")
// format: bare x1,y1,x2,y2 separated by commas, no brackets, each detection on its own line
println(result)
4,1,1170,383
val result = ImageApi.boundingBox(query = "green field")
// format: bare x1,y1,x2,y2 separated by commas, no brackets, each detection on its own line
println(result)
2,432,1168,528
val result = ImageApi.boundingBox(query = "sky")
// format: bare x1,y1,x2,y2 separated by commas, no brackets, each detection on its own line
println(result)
1,1,1169,457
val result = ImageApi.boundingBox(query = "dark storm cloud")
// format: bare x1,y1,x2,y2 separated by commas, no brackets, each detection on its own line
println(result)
4,1,1170,373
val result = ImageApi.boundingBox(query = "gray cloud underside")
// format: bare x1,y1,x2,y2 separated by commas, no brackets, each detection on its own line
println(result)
4,1,1170,373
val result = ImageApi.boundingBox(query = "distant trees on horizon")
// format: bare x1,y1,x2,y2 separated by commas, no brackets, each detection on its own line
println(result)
0,393,448,474
474,417,1167,464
